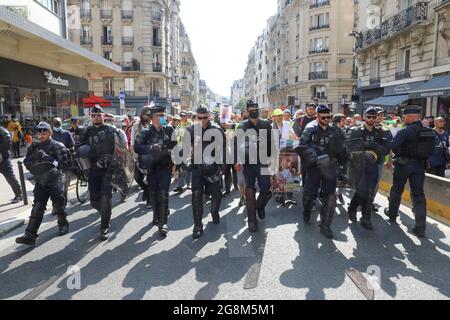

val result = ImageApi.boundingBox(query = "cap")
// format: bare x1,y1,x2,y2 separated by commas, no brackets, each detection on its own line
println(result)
196,105,209,114
283,109,291,114
365,106,377,115
149,105,166,115
307,103,317,109
180,111,188,117
403,106,422,115
316,104,331,114
172,115,181,121
375,107,384,114
71,116,79,122
272,109,283,116
36,122,52,131
141,106,152,115
246,99,258,109
91,105,104,114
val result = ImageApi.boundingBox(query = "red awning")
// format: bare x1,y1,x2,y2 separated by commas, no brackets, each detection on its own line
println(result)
82,95,112,107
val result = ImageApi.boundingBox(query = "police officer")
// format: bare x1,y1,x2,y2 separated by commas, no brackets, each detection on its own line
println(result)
186,106,226,239
16,122,71,245
69,117,83,145
384,106,434,238
296,105,347,239
78,105,119,241
234,100,273,233
347,107,391,230
0,126,22,203
135,105,177,236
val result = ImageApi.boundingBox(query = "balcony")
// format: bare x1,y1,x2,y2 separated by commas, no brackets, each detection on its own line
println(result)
269,85,280,93
80,35,92,46
121,61,141,72
395,70,411,80
121,10,133,20
101,36,113,46
309,24,330,32
100,9,112,19
309,48,329,55
181,61,190,67
309,71,328,80
310,0,330,9
352,70,358,79
80,9,91,19
151,12,162,22
103,91,114,97
355,2,429,51
153,64,162,72
369,77,381,86
152,39,162,47
122,36,134,45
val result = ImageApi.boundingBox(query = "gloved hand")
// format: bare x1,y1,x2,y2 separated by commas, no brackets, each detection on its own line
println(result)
36,149,54,162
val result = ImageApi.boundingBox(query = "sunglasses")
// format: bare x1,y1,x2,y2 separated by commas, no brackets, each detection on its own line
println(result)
197,116,209,120
320,116,332,120
91,114,103,118
366,116,377,120
37,129,49,133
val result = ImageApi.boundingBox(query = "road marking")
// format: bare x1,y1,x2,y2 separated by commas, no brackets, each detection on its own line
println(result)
243,231,268,290
345,267,375,300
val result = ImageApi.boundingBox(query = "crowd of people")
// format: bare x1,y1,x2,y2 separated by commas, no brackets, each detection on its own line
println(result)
0,99,449,246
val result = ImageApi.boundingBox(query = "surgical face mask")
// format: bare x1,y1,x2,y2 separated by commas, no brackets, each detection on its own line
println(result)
249,110,259,119
53,127,62,132
160,116,167,126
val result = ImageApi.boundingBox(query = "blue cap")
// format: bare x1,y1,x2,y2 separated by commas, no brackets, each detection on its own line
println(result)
36,122,52,131
316,104,330,114
403,106,422,115
365,106,377,115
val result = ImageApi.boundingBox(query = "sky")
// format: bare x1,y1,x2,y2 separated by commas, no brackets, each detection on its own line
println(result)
179,0,277,98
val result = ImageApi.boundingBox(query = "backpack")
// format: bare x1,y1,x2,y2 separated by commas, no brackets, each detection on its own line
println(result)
415,127,436,159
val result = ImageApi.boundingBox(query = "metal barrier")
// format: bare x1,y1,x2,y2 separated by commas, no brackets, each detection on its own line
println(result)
17,161,28,206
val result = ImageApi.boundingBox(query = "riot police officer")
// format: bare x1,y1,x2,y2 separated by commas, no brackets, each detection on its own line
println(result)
0,126,22,203
384,106,435,238
296,105,347,239
347,107,391,230
134,105,177,236
234,100,273,233
185,106,226,239
78,105,120,241
16,122,71,246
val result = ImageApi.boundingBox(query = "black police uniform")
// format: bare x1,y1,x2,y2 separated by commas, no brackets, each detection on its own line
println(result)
79,108,118,240
16,123,71,245
385,106,433,238
235,100,273,233
186,107,227,239
296,106,347,238
0,126,22,202
135,109,176,236
347,108,391,230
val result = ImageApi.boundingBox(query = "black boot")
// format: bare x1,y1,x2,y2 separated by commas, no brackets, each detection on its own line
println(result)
245,188,258,232
54,201,69,236
302,194,315,224
6,175,22,203
384,208,398,223
149,191,159,225
100,196,112,241
360,197,374,231
256,192,272,220
158,190,169,236
320,194,336,239
348,193,360,223
210,190,222,224
16,203,46,245
192,189,204,239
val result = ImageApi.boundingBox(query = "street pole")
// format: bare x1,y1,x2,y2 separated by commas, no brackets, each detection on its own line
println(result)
17,161,28,206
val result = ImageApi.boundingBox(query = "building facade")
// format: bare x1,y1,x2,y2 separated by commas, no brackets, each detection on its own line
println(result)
242,0,357,114
355,0,450,121
230,79,245,109
67,0,200,114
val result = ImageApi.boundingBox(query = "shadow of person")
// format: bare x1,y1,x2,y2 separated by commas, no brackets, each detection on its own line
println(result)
279,224,348,300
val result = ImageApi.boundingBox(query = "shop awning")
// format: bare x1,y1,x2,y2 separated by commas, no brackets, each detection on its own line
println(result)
82,95,112,107
363,95,409,109
409,75,450,98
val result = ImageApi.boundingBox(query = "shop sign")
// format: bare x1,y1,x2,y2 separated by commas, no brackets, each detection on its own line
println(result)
420,91,446,98
44,71,69,87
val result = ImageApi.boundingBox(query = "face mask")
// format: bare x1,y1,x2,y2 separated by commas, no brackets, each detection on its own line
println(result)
160,116,167,126
249,110,259,119
54,127,62,132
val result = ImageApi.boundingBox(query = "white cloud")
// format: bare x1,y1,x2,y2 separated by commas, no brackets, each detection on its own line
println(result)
180,0,277,97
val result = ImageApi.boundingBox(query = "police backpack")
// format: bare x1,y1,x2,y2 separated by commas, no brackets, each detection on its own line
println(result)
414,127,435,159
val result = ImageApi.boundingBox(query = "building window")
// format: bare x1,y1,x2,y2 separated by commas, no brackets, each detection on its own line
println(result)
36,0,61,15
125,78,134,93
313,86,326,99
104,51,112,61
371,58,381,79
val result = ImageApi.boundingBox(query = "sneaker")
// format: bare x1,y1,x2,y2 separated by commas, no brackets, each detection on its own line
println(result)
11,196,22,204
100,228,110,241
337,193,345,205
173,187,184,194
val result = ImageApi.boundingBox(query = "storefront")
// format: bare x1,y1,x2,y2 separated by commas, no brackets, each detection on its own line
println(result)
0,57,89,119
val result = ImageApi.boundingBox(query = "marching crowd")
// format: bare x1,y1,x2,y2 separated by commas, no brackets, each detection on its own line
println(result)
0,99,449,246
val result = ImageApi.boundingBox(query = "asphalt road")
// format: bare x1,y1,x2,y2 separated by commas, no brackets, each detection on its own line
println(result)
0,184,449,300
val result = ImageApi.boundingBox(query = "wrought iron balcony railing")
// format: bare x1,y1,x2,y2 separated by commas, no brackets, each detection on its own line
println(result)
153,64,162,72
369,77,381,86
309,24,330,31
80,35,92,45
309,48,329,54
352,70,358,79
122,36,134,45
103,91,114,97
269,85,280,93
121,10,133,19
121,62,140,72
310,0,330,9
395,70,411,80
101,36,113,45
356,2,428,50
309,71,328,80
153,39,162,47
100,9,112,19
80,9,91,18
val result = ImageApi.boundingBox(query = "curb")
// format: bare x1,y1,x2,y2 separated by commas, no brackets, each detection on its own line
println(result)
0,218,26,238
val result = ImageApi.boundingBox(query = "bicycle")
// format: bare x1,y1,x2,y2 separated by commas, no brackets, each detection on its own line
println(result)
73,157,90,204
